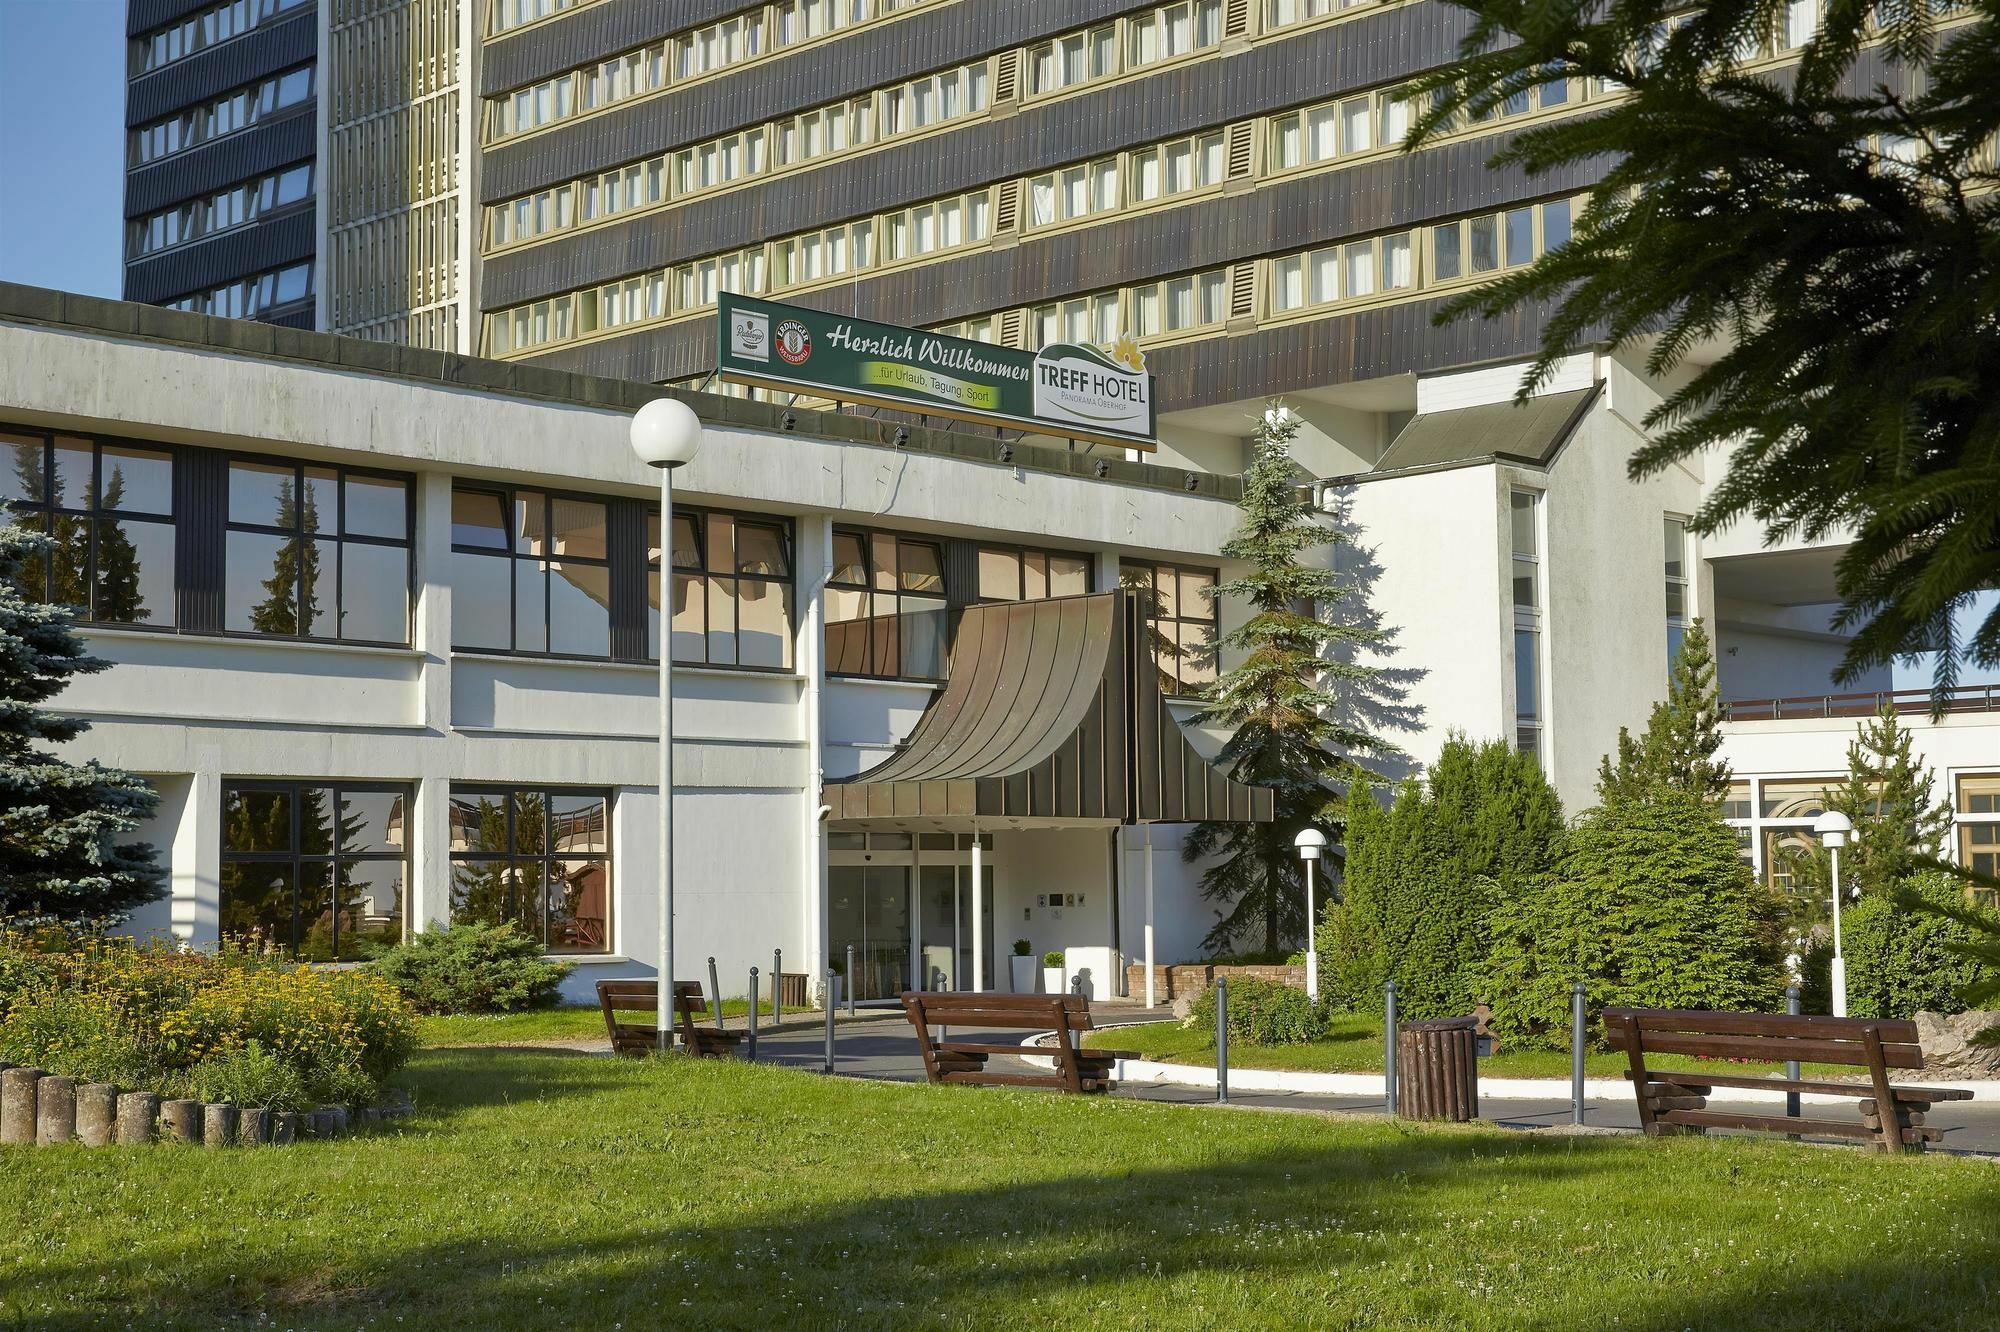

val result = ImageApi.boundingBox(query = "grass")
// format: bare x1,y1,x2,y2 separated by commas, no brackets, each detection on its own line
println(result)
1086,1018,1846,1080
415,998,811,1048
3,1048,1997,1330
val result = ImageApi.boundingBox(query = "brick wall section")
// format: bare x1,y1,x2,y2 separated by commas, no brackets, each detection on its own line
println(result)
1123,964,1305,1001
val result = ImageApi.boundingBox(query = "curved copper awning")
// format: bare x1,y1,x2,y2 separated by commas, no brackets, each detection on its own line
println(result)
826,590,1275,825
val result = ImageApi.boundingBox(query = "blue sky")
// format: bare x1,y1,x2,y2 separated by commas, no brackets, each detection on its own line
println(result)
0,0,126,297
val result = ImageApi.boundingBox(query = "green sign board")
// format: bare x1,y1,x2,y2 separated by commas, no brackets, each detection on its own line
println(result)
716,293,1158,450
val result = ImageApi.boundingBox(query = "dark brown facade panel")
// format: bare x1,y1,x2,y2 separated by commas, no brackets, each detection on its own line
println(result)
122,205,316,306
125,9,316,127
124,102,317,218
479,1,1480,303
479,0,1161,203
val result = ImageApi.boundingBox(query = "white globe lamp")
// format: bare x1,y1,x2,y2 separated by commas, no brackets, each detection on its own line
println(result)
629,396,703,470
1294,827,1329,1002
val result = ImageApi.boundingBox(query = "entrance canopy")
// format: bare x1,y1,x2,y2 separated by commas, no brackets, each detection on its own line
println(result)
826,590,1274,825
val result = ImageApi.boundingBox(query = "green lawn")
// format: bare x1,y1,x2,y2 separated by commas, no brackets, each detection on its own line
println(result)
415,998,806,1048
1087,1017,1826,1080
3,1049,1996,1329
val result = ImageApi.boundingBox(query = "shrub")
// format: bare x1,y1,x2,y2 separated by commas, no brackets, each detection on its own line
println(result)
1013,939,1032,956
0,928,414,1105
1320,736,1564,1019
188,1041,310,1112
1479,796,1785,1049
1042,951,1064,968
0,989,148,1086
1845,870,1996,1019
1184,975,1331,1046
371,921,571,1014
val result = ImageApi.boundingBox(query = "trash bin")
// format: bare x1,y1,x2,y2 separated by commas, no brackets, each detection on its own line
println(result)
1396,1016,1479,1121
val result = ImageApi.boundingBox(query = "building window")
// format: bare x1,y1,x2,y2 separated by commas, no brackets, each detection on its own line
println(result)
224,460,411,644
774,220,875,288
1131,270,1228,338
1034,292,1122,349
1664,515,1688,671
450,488,611,658
977,545,1091,603
1129,133,1226,203
1127,1,1222,68
1431,200,1570,284
1027,26,1116,96
0,430,175,628
162,261,315,319
886,189,991,260
131,64,313,165
220,782,410,960
1511,489,1544,762
1122,561,1218,696
130,160,313,258
1265,0,1345,28
1959,775,2000,899
826,529,947,679
136,0,312,74
650,508,793,668
449,787,611,954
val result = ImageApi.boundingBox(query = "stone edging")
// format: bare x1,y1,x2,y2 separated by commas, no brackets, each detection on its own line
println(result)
0,1062,414,1148
1016,1035,2000,1103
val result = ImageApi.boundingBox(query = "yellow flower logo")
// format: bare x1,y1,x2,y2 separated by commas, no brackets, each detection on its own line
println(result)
1108,332,1147,374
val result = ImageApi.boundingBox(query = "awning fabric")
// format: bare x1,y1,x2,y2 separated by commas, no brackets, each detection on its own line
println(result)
825,590,1275,825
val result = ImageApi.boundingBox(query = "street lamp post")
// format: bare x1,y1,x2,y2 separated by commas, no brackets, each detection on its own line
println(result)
630,398,704,1053
1294,827,1327,1003
1813,809,1855,1018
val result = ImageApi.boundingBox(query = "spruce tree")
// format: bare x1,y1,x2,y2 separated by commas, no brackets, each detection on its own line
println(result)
1597,619,1732,807
1321,735,1564,1018
1787,703,1956,901
1183,405,1404,955
1411,0,2000,702
0,524,162,922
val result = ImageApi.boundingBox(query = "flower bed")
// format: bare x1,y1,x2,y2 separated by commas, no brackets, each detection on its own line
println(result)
0,927,415,1117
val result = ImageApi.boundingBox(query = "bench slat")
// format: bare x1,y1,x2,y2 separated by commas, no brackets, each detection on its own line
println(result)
1605,1007,1920,1042
936,1071,1111,1091
1623,1030,1924,1069
1660,1109,1940,1144
1629,1070,1968,1101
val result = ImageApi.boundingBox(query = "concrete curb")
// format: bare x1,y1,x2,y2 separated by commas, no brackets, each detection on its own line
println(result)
1017,1034,2000,1103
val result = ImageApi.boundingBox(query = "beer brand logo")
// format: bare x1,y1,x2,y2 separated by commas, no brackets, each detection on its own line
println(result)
775,319,812,366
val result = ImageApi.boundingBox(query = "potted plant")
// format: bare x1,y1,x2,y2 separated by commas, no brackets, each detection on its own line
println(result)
1009,939,1037,993
1042,949,1066,996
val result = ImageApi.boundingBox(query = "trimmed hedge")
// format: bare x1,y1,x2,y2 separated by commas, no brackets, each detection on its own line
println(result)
1184,975,1331,1046
1844,870,1996,1019
370,922,572,1015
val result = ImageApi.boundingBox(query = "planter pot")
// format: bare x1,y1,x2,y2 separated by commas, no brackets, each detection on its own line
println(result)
1043,967,1065,995
1009,955,1038,993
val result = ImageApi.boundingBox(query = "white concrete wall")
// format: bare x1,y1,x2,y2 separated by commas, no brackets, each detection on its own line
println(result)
1536,394,1705,808
1338,461,1510,780
2,315,1254,1000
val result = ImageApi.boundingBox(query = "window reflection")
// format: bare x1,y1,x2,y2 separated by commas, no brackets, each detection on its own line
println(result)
4,430,176,628
450,787,610,954
219,782,410,959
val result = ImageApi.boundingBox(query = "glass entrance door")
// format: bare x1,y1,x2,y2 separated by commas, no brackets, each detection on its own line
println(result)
916,864,995,991
827,864,911,1001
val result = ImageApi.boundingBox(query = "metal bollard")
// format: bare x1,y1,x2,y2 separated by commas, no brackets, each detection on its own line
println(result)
773,948,783,1023
845,944,857,1015
1571,980,1587,1126
1785,984,1802,1119
1215,978,1229,1104
824,970,838,1074
747,967,759,1061
1384,978,1399,1118
708,957,724,1031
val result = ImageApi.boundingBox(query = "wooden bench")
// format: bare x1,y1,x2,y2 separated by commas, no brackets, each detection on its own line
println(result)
1604,1007,1972,1153
900,991,1139,1093
596,980,746,1059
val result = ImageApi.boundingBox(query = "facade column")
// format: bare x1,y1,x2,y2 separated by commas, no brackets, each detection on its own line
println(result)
971,827,985,993
1144,830,1156,1009
796,514,832,981
175,760,221,946
408,471,455,936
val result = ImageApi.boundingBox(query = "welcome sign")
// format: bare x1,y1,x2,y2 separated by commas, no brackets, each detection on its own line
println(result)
717,293,1157,450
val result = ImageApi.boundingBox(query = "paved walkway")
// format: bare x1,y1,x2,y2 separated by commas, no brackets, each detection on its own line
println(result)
744,1010,2000,1158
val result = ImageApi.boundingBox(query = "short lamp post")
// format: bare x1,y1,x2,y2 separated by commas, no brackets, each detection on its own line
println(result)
1813,809,1855,1018
630,398,704,1053
1295,827,1328,1003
